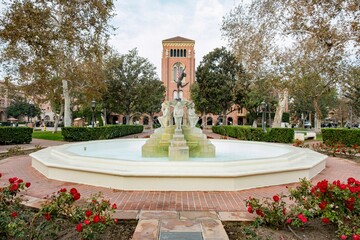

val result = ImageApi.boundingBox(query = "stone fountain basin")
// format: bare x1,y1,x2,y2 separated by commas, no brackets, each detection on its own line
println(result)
30,139,327,191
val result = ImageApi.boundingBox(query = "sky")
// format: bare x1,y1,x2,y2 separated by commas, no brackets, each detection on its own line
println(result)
109,0,243,77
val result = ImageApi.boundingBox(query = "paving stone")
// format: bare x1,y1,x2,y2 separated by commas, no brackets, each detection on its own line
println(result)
200,219,229,240
111,210,139,219
132,219,159,240
218,211,255,221
139,210,178,220
160,219,202,232
22,197,49,209
180,211,218,220
160,232,203,240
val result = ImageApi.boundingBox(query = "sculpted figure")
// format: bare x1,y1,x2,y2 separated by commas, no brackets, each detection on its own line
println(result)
158,102,170,128
174,101,184,130
187,103,198,128
174,66,188,100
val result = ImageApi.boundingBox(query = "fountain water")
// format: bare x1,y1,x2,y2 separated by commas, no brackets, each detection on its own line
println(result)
30,100,327,191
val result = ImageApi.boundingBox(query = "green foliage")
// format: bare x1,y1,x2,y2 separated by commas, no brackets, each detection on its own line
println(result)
322,129,360,147
62,125,143,141
212,126,294,143
102,49,163,124
281,112,290,123
0,127,33,145
192,47,244,116
5,100,41,120
32,131,64,141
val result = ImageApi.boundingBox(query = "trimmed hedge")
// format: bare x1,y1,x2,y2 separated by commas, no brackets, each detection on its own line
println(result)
322,128,360,147
212,125,294,143
0,127,33,145
62,125,144,142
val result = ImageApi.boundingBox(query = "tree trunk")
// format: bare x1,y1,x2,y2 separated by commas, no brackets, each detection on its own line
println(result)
149,114,153,130
101,108,107,126
125,114,130,125
62,80,71,127
53,103,64,133
203,111,206,128
313,96,322,132
272,91,287,128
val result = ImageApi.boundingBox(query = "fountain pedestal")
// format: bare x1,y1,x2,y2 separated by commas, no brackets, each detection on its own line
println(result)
168,129,189,161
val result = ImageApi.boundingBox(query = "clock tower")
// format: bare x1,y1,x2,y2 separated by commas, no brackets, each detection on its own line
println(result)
161,36,195,101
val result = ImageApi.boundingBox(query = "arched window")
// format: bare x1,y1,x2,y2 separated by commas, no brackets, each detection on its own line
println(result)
170,49,173,57
184,49,186,57
143,116,149,125
180,49,183,57
227,117,233,125
237,117,243,125
177,49,179,57
207,117,213,126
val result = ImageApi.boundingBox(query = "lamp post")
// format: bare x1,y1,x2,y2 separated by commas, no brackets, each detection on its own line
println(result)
261,101,267,132
91,99,96,127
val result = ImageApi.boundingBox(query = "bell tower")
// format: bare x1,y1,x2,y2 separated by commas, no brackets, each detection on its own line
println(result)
161,36,195,101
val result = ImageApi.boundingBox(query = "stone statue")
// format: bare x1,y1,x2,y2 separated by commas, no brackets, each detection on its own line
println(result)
158,102,170,128
174,101,184,130
174,66,188,100
187,102,198,128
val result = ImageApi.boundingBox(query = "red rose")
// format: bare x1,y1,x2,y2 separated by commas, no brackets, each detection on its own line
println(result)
298,214,307,223
318,201,327,210
17,179,23,183
11,212,17,218
76,223,83,232
348,177,355,184
70,188,78,195
340,235,347,239
9,178,15,183
273,195,280,202
114,219,119,224
321,217,330,223
93,215,100,223
282,208,286,215
84,219,90,225
73,192,81,201
45,212,51,221
85,210,93,218
286,219,291,224
0,173,2,178
25,182,31,188
247,206,253,213
353,234,360,240
112,203,117,209
10,183,19,191
59,188,67,193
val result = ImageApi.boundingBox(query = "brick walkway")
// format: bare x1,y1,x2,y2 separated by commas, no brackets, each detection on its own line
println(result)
1,130,359,239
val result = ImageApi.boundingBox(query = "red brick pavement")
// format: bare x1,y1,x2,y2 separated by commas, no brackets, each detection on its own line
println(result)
1,154,359,212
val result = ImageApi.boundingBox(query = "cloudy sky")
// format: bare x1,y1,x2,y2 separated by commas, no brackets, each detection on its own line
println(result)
110,0,243,77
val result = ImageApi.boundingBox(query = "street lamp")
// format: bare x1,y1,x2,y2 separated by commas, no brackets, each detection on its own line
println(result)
261,101,267,132
91,99,96,127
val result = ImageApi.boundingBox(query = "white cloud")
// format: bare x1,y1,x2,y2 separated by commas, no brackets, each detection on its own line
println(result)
109,0,241,78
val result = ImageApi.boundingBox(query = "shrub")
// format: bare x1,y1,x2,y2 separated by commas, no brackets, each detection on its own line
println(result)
246,178,360,239
322,129,360,147
0,127,33,145
62,125,144,141
212,126,294,143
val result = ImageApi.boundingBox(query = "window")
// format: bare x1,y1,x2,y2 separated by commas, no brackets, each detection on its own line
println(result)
170,49,173,57
184,49,186,57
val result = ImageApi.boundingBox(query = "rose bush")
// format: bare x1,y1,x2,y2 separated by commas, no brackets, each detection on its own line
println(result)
246,178,360,239
0,172,121,239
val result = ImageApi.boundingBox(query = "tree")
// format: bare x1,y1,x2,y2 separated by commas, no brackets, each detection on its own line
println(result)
0,0,114,129
102,49,161,124
6,99,40,120
191,47,244,125
222,0,359,131
134,79,165,128
342,66,360,117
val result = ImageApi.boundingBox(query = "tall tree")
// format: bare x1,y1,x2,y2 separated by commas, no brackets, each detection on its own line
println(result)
103,49,161,124
222,0,359,131
342,66,360,117
191,47,244,125
0,0,114,129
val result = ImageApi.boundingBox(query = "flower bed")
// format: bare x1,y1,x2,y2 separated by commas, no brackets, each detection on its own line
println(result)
245,178,360,239
0,173,137,239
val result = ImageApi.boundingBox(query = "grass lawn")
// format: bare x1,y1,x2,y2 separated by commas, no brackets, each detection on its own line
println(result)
32,130,64,141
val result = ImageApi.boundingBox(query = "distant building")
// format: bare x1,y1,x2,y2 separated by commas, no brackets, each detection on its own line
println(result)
161,36,248,126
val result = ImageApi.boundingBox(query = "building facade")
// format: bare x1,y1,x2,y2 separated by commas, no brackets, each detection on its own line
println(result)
161,36,247,126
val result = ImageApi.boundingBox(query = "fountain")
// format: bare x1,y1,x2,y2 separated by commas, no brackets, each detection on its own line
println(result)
30,99,327,191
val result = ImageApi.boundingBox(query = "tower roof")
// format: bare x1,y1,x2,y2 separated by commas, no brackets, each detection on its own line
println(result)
162,36,194,43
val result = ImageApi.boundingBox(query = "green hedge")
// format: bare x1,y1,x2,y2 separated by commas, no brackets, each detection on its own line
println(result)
322,128,360,147
0,127,33,145
212,125,294,143
62,125,144,142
